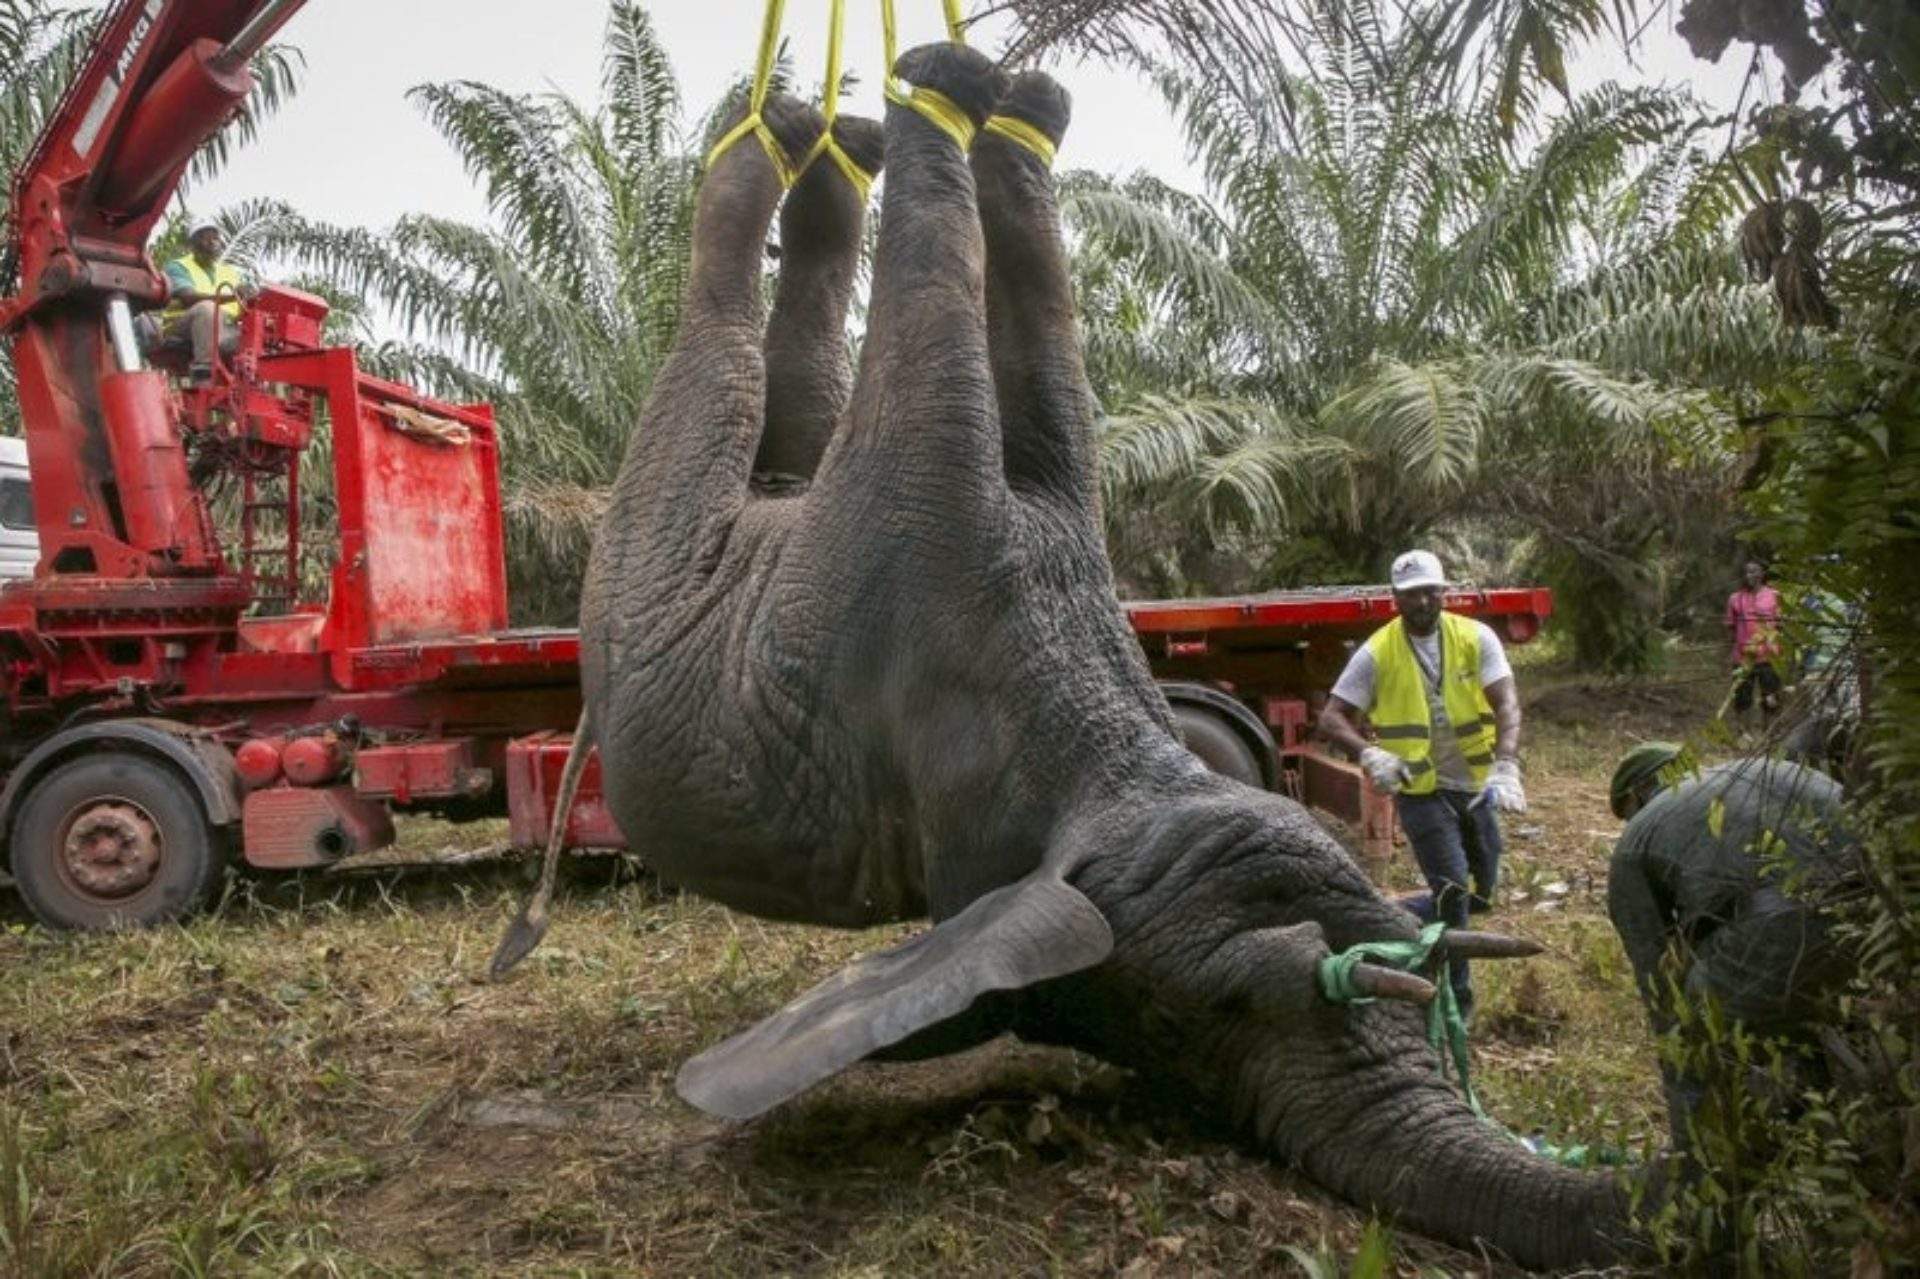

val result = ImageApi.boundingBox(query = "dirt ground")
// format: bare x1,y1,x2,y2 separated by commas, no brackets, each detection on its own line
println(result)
0,649,1730,1276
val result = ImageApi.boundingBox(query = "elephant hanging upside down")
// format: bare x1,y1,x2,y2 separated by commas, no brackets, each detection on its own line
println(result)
501,45,1646,1271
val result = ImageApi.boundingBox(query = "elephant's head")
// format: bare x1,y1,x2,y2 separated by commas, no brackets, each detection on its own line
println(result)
522,46,1646,1270
1608,757,1861,1148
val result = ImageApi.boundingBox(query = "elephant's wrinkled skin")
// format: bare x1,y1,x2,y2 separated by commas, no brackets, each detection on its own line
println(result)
566,47,1638,1270
1608,758,1859,1147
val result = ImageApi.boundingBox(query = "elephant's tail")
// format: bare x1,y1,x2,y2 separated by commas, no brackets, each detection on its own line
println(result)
489,704,595,978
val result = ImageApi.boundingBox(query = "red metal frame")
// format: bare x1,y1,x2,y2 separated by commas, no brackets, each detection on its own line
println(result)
506,732,624,852
1125,585,1552,648
0,1,594,878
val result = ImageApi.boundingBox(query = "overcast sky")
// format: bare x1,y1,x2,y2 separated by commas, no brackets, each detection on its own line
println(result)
186,1,1759,236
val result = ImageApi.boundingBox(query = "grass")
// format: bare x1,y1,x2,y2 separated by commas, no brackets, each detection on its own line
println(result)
0,651,1731,1277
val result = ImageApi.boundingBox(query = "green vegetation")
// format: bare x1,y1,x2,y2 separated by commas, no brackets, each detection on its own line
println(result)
257,3,705,624
1636,3,1917,1271
1058,2,1781,673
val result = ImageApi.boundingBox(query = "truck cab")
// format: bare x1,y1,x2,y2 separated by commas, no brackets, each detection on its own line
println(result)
0,438,37,581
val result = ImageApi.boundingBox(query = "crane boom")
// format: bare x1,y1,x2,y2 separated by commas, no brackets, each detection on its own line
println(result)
0,0,305,580
5,0,303,317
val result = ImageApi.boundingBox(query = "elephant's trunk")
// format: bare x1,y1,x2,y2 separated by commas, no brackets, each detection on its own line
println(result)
1053,778,1648,1271
1237,1032,1639,1269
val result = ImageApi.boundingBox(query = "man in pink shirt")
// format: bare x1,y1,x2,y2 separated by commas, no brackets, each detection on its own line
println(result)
1725,559,1783,731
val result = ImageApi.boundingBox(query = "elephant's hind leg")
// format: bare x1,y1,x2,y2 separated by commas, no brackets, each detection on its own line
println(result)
822,44,1008,536
596,96,820,585
973,73,1101,524
755,116,884,488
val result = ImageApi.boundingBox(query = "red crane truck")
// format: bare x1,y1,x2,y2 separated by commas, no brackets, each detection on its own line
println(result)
0,0,1548,931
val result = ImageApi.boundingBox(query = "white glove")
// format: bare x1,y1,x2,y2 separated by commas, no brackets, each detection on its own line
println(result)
1485,757,1526,813
1360,746,1412,793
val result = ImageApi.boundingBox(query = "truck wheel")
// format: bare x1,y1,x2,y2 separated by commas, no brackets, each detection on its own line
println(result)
1173,704,1262,788
9,753,224,930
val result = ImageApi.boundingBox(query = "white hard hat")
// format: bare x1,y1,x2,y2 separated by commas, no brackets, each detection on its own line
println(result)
1390,549,1448,591
189,219,220,238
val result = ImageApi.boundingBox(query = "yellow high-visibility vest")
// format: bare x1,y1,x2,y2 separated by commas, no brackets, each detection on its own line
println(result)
163,255,244,322
1365,612,1498,795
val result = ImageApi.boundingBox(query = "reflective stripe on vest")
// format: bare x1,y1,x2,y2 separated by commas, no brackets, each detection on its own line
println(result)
1364,612,1497,795
164,255,244,321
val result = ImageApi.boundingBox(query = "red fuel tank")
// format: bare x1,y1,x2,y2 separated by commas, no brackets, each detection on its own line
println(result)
234,737,285,789
282,734,350,786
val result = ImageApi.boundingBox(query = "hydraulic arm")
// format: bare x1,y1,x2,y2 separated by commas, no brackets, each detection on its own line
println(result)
0,0,304,577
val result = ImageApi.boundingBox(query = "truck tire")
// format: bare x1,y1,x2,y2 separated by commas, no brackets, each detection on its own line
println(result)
9,753,224,930
1173,703,1263,788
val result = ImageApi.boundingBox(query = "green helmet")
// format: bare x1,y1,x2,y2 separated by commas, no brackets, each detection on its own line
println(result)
1610,741,1685,819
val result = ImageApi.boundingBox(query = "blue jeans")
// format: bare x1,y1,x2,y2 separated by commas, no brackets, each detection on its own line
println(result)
1395,790,1504,1015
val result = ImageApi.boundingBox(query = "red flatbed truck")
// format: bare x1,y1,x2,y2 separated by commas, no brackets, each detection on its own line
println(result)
0,0,621,929
0,0,1549,930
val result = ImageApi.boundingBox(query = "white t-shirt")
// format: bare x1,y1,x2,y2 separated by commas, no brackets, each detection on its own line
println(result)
1330,619,1512,794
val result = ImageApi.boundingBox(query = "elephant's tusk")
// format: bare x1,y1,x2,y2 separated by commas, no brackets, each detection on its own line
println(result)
1438,930,1546,960
1348,963,1437,1004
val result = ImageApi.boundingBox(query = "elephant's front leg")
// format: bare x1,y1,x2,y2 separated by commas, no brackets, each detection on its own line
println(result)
579,97,831,904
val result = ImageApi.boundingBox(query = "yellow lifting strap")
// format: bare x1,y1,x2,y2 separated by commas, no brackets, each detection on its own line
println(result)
983,113,1056,166
712,0,993,184
795,0,876,198
705,0,798,187
882,0,975,152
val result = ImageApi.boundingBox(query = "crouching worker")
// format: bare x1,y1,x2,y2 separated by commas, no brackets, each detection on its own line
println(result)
1606,743,1860,1149
134,220,256,384
1319,549,1526,1020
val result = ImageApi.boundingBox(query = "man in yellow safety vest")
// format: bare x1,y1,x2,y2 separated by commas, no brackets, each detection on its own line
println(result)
1317,549,1527,1018
134,221,256,383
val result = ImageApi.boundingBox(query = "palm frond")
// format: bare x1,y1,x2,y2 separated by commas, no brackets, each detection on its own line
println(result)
1098,395,1274,495
1321,358,1486,491
603,1,682,170
1432,84,1685,328
998,0,1647,142
1097,393,1356,537
1065,186,1283,353
406,81,607,297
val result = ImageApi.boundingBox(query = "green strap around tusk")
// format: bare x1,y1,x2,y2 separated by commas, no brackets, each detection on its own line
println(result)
1318,922,1630,1169
1319,922,1478,1106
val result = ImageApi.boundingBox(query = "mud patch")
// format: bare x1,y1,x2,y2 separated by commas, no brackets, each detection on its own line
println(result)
1527,670,1722,739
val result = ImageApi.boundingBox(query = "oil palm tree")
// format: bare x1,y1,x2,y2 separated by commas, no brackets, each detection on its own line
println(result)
259,3,705,623
1362,130,1817,669
1000,0,1651,143
1065,6,1792,667
1070,12,1685,560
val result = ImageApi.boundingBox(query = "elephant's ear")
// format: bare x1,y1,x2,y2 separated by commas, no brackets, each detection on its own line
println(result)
676,875,1112,1120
